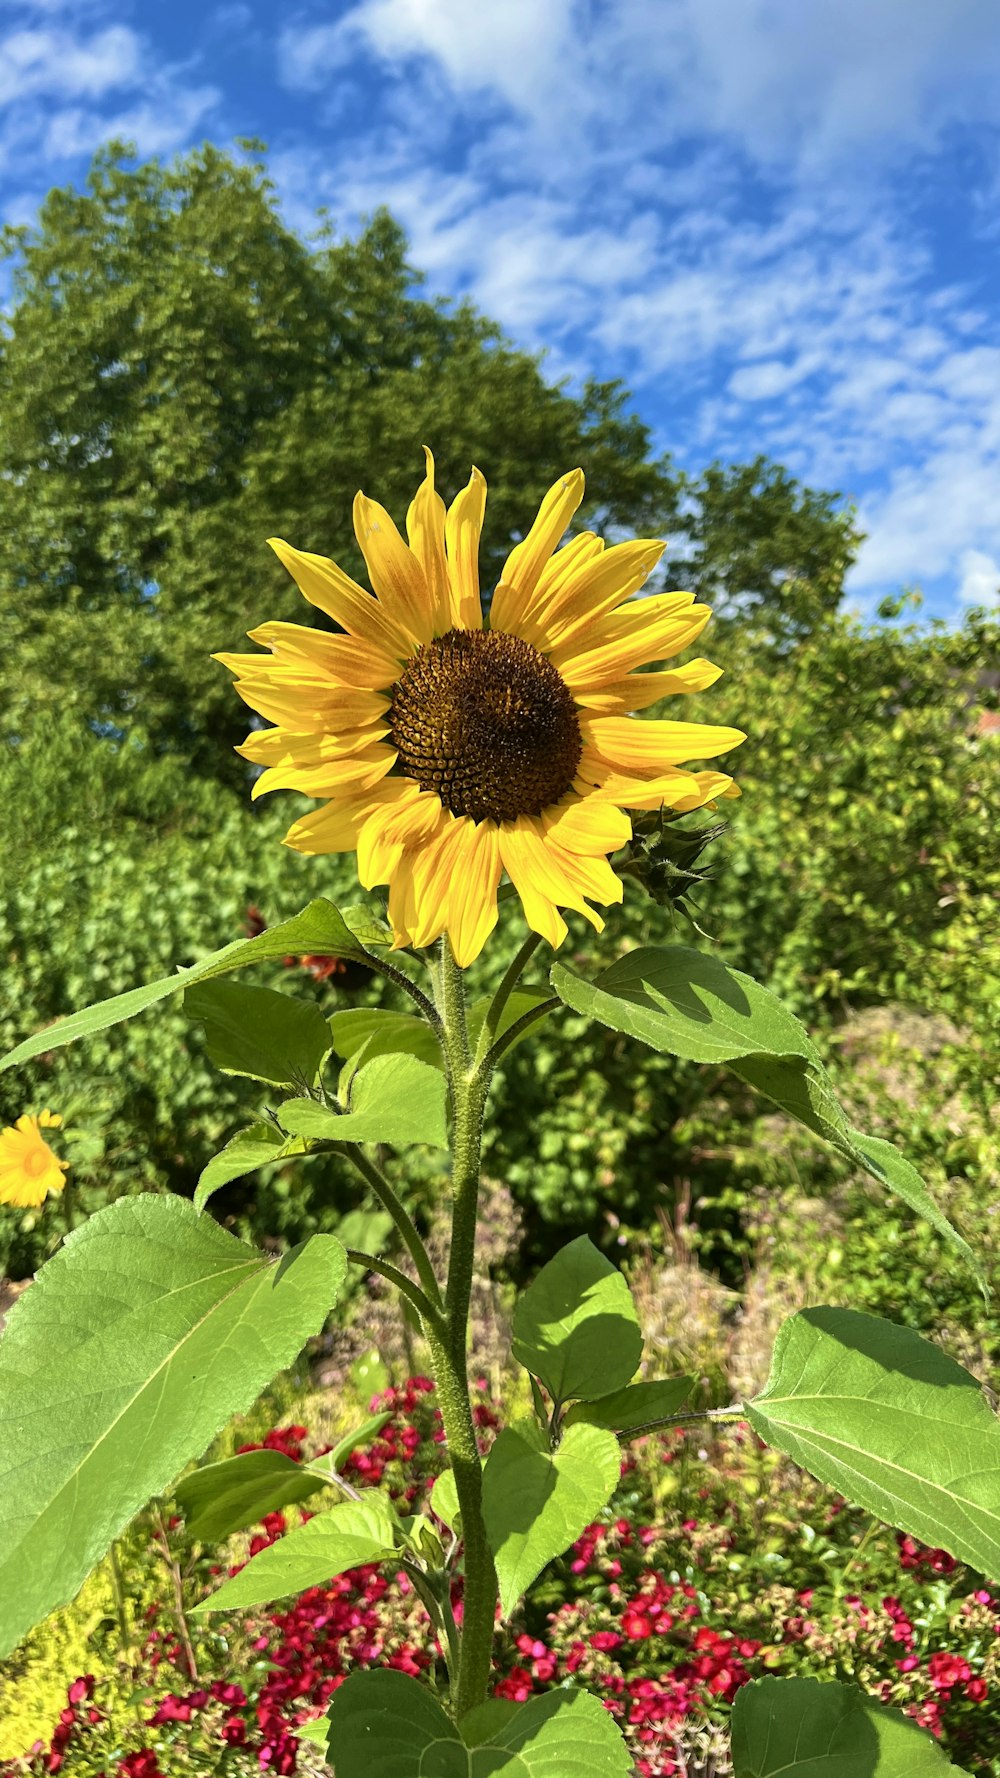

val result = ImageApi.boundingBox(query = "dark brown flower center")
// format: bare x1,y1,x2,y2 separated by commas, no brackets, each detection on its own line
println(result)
389,628,582,823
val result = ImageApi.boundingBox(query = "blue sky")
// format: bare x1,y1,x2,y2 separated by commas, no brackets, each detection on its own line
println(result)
2,0,1000,621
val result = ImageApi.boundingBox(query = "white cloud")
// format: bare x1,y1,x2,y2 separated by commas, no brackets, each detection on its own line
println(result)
0,15,220,203
957,549,1000,608
0,23,141,105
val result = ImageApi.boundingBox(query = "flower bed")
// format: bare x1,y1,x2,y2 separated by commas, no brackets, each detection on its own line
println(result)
5,1380,999,1777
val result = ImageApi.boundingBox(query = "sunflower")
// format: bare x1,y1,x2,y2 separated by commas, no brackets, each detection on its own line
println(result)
217,455,744,966
0,1110,68,1208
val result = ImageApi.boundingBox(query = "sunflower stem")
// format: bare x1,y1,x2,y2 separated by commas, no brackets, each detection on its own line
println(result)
432,937,498,1716
478,995,559,1077
336,1144,442,1310
367,954,444,1036
344,1248,441,1325
472,929,543,1070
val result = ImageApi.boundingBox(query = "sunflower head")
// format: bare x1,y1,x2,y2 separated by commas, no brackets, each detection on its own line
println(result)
217,452,744,966
0,1109,69,1209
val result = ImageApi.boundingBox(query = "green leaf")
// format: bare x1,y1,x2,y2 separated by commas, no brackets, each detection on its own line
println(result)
563,1376,693,1434
279,1054,448,1149
185,980,333,1086
312,1669,633,1774
430,1466,461,1533
193,1124,313,1213
747,1308,1000,1578
511,1235,642,1403
481,1419,621,1615
340,904,393,949
467,987,555,1058
551,945,982,1286
731,1677,969,1775
175,1449,326,1543
329,1007,445,1079
328,1412,392,1472
1,898,374,1073
0,1194,347,1658
195,1491,399,1611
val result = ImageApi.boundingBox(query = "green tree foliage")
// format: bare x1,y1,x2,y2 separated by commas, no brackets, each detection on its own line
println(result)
0,143,673,781
0,142,857,783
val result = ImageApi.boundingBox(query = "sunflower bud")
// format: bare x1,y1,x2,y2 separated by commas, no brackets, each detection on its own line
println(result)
622,812,727,929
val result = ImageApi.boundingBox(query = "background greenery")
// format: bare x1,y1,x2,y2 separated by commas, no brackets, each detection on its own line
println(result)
1,140,997,1363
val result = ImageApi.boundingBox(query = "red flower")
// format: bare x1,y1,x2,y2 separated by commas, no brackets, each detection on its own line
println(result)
927,1650,971,1692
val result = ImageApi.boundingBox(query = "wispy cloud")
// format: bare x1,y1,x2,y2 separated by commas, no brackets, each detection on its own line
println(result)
0,11,219,189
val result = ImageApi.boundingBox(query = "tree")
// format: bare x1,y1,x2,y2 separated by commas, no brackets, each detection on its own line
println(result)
664,458,861,645
1,142,860,787
0,143,683,782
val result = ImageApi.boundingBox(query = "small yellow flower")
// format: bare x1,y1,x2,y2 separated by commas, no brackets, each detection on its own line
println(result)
0,1110,69,1208
217,454,745,966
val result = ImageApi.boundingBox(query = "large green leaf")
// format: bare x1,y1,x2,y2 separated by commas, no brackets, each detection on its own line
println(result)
279,1054,448,1149
511,1235,642,1404
731,1677,969,1776
551,945,980,1285
195,1491,399,1611
482,1418,621,1615
184,980,333,1086
329,1007,445,1079
175,1449,328,1543
748,1308,1000,1578
193,1123,314,1213
564,1376,693,1434
0,898,374,1073
309,1669,633,1775
0,1194,346,1657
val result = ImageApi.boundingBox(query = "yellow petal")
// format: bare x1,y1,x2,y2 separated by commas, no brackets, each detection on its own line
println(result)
491,468,585,634
583,716,746,771
592,767,736,811
446,820,502,966
499,816,601,944
354,491,435,648
406,447,452,634
243,627,401,689
257,745,395,803
575,659,723,713
356,786,446,887
524,539,666,651
283,786,403,856
556,606,713,689
542,795,632,857
268,538,413,660
445,466,487,630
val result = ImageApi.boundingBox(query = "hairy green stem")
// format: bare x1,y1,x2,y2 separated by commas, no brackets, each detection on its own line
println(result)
345,1247,441,1324
472,930,543,1068
428,938,498,1716
479,996,559,1076
366,953,444,1034
337,1144,442,1309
